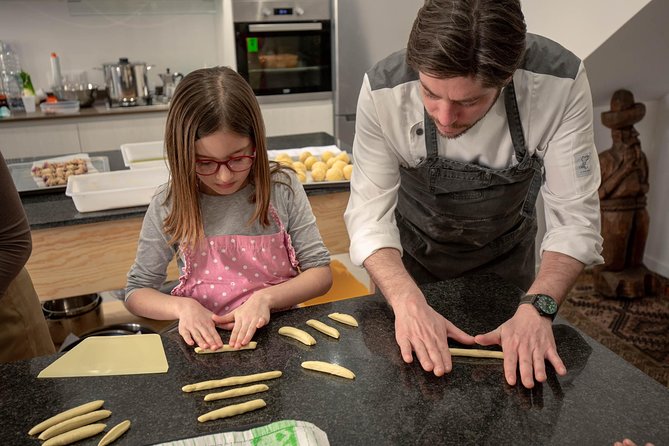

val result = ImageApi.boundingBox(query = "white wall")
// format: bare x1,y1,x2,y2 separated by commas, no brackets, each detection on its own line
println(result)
523,0,651,60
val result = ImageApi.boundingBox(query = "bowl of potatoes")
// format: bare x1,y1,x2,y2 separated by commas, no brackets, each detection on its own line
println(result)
273,149,353,186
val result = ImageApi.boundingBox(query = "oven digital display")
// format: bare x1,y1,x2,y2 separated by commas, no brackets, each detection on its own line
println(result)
274,8,293,15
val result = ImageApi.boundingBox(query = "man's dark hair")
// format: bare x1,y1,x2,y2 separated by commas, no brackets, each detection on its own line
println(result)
407,0,527,88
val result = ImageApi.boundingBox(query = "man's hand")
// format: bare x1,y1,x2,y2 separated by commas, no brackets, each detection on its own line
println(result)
176,298,224,351
475,305,567,388
393,293,476,376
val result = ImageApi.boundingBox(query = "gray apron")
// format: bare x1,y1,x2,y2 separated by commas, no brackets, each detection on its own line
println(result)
397,81,543,290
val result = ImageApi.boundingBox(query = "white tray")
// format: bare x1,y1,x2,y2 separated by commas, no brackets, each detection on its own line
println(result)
120,140,165,168
66,166,169,213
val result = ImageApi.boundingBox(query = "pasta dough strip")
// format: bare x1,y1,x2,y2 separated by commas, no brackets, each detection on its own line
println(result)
306,319,340,339
198,399,266,422
28,400,105,436
278,326,317,345
182,370,282,393
328,312,359,327
39,410,111,440
195,342,257,354
97,420,131,446
204,384,269,401
449,348,504,359
301,360,356,379
42,423,106,446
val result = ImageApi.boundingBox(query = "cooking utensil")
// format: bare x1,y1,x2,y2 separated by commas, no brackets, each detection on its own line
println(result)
57,83,98,108
59,323,158,352
101,58,152,106
42,294,103,346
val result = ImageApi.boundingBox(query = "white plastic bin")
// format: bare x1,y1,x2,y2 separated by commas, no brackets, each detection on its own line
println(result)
120,140,166,169
66,167,169,212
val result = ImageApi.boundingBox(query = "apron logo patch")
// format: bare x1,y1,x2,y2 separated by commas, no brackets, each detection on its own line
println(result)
574,152,592,178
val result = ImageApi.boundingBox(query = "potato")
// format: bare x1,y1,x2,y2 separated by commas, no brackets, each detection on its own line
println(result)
343,164,353,180
311,161,327,173
326,167,344,181
304,156,319,170
336,152,351,163
332,160,348,171
320,150,334,162
292,161,307,172
311,168,326,182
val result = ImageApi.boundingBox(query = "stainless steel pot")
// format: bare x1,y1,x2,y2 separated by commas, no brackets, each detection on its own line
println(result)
42,294,103,345
102,58,152,106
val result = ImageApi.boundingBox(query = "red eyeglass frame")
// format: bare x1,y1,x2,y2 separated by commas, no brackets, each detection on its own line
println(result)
195,148,256,175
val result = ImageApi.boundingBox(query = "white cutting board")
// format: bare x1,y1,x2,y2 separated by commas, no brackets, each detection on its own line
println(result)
38,334,169,378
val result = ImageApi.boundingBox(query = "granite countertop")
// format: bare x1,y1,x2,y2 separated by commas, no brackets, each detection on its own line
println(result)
14,132,350,230
0,103,169,123
1,274,667,446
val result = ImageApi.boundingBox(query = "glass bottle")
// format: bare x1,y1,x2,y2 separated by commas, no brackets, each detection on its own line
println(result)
0,41,24,111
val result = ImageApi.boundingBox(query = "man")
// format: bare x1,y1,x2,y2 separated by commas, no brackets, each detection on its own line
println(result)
344,0,603,388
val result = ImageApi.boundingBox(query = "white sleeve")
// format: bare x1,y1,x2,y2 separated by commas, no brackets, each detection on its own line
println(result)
344,75,404,266
539,63,604,266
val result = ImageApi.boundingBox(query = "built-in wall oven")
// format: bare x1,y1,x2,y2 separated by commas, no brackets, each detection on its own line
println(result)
232,0,332,102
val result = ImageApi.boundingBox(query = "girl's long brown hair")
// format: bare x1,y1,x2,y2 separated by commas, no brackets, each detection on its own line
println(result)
162,66,285,248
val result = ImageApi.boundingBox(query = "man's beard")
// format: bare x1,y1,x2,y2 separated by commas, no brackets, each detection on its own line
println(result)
428,88,502,139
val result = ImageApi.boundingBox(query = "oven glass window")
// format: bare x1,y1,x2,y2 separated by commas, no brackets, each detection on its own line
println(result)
236,23,331,96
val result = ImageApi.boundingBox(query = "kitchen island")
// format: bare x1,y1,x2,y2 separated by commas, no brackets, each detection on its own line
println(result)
14,132,350,302
1,274,667,445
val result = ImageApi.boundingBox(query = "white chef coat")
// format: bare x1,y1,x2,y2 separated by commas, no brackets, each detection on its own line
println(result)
344,38,604,269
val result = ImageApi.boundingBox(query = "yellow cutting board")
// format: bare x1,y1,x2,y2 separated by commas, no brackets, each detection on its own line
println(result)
38,334,169,378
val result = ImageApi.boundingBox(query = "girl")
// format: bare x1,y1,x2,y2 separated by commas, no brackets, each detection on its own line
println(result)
125,67,332,351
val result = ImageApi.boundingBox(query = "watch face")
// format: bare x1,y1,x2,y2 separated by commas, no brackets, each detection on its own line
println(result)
536,294,558,315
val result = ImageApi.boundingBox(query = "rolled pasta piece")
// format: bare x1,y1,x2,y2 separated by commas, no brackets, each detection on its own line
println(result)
195,342,257,354
97,420,131,446
278,326,316,346
42,423,106,446
301,361,356,379
198,399,266,422
182,371,282,393
39,410,111,440
28,400,105,436
449,348,504,359
204,384,269,402
328,312,359,327
306,319,340,339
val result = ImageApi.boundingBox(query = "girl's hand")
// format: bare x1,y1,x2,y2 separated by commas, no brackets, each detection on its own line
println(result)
212,293,271,349
176,297,224,351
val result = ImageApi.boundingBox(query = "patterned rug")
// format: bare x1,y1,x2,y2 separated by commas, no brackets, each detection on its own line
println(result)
559,268,669,387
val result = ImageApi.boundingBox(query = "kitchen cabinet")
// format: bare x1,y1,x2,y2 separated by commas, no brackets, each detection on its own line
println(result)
2,274,668,445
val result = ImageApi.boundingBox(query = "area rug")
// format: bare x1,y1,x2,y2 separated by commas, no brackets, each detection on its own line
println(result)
559,268,669,387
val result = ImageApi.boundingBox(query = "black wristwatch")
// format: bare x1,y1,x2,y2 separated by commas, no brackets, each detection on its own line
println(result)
519,293,559,321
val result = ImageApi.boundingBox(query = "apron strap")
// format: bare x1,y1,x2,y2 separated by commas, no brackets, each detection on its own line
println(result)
503,80,528,164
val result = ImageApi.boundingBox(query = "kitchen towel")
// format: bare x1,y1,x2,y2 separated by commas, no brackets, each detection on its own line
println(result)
152,420,329,446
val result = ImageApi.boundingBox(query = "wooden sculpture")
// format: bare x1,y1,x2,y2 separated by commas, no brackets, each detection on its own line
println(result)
594,89,657,298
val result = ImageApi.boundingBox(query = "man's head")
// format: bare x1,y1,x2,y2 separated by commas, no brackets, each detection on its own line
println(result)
407,0,526,138
407,0,526,89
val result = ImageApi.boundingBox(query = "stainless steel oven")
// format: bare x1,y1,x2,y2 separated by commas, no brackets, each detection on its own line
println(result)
232,0,332,102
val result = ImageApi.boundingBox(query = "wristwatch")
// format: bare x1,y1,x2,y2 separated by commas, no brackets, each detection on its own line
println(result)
518,293,559,320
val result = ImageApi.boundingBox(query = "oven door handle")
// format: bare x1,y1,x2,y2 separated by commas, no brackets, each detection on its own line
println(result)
248,23,323,32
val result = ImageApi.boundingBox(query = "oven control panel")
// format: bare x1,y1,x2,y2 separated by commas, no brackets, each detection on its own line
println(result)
232,0,329,22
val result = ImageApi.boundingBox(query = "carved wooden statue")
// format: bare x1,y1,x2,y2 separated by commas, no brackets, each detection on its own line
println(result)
594,89,657,298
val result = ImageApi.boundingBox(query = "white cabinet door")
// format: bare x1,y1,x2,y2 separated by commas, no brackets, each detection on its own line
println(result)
0,120,80,159
78,114,167,152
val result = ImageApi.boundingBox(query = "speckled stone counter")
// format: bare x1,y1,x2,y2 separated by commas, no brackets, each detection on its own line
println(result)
12,132,348,230
1,274,667,445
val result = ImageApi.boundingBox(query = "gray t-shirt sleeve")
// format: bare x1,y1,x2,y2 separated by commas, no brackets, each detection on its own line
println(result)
276,170,330,270
125,187,178,300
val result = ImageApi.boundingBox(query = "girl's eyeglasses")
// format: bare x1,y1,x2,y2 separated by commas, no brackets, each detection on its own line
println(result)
195,149,256,175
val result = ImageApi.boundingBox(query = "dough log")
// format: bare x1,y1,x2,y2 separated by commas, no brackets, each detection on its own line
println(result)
301,360,356,379
197,399,267,422
204,384,270,402
449,348,504,359
195,342,257,354
39,409,111,440
278,326,317,346
306,319,340,339
327,312,358,327
182,370,282,393
42,423,106,446
28,400,105,436
97,420,131,446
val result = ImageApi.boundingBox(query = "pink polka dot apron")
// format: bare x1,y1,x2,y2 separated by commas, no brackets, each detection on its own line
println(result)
171,204,299,315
